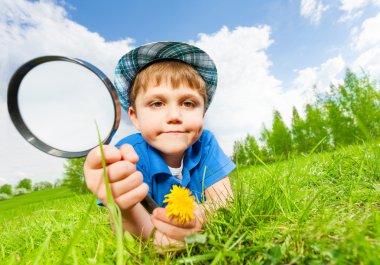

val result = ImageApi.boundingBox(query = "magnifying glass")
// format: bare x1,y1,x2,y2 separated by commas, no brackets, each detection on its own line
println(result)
7,56,157,213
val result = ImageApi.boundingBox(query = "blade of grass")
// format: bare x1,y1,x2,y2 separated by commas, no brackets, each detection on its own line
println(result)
308,136,327,156
251,151,274,177
96,123,127,265
298,189,323,226
178,253,217,263
32,232,52,265
58,192,96,264
59,123,132,265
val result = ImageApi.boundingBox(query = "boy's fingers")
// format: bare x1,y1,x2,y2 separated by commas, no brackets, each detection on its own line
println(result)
151,215,200,241
119,144,139,164
84,167,105,193
85,145,121,169
153,230,172,249
110,171,143,197
92,171,143,205
153,230,184,250
114,183,149,210
106,160,137,183
152,208,196,228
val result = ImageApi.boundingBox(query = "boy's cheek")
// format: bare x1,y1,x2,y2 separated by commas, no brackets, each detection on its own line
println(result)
187,114,204,127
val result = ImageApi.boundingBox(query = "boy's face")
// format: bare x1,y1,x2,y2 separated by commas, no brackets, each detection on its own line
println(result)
128,83,205,162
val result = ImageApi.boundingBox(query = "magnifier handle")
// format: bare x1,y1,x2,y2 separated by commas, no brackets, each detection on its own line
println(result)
141,196,158,214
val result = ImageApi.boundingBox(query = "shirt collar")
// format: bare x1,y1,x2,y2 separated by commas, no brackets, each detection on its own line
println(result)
183,138,202,172
147,136,203,177
148,145,171,176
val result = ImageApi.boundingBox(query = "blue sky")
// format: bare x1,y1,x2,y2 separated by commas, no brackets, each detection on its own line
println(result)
60,0,374,87
1,0,380,186
61,0,333,87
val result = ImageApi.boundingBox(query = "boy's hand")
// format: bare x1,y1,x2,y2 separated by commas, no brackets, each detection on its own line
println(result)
151,204,203,248
84,144,149,210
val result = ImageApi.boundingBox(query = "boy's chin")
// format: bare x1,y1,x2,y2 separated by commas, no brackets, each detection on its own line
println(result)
157,145,188,157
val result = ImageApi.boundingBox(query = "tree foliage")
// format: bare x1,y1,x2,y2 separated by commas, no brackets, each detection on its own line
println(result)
16,179,32,190
233,134,261,165
291,107,308,154
33,181,53,191
265,111,292,158
13,188,30,196
303,104,330,152
0,184,12,196
232,69,380,165
336,69,380,140
324,96,356,147
63,157,89,194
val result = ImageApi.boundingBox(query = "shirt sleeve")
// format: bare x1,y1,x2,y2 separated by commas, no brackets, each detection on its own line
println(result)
202,131,236,189
116,135,152,198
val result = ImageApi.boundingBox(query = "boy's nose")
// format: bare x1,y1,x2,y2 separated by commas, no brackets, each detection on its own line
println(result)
166,105,182,124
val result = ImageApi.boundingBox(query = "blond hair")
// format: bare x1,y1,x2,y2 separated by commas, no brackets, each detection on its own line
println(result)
129,60,207,109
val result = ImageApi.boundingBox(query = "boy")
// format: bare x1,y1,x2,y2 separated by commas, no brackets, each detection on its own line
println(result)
84,41,235,248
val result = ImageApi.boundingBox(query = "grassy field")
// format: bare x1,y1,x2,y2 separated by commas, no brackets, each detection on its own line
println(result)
0,143,379,264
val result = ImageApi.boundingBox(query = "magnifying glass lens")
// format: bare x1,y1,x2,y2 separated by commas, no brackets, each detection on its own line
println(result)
8,56,121,158
18,61,115,152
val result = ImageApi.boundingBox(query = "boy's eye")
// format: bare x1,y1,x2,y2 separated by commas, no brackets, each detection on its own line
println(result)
183,101,195,108
150,101,164,108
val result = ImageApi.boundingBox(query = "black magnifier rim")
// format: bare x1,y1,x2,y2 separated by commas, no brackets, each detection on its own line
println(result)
7,55,121,158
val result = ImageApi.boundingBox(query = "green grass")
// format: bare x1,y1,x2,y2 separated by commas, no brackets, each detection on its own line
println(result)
0,187,75,213
0,143,379,264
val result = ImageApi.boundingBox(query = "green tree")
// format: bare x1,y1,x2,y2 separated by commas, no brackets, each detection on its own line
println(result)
232,139,246,165
324,96,357,147
303,104,330,152
244,135,261,165
0,184,12,196
33,181,53,191
264,111,292,159
16,178,32,190
291,107,308,154
232,135,261,165
63,157,88,194
259,126,274,162
54,178,64,188
338,69,380,140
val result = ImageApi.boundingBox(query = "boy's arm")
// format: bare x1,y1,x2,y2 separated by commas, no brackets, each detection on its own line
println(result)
109,203,154,240
195,176,233,224
84,144,154,239
204,176,233,207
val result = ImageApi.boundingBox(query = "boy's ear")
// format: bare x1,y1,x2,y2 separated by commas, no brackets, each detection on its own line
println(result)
128,107,140,131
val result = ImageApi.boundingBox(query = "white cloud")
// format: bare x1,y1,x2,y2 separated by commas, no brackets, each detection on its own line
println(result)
339,0,368,21
0,0,135,100
350,11,380,78
353,47,380,78
339,0,380,21
191,26,309,154
300,0,329,25
0,0,137,186
293,55,346,96
351,12,380,51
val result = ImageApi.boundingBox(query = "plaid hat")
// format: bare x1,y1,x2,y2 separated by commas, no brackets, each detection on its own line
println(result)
114,41,217,111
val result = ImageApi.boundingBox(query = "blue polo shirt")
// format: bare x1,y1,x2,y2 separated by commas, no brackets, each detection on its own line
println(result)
115,130,235,206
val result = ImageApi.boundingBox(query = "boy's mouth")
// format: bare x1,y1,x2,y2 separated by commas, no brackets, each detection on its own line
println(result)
161,130,188,135
164,131,185,133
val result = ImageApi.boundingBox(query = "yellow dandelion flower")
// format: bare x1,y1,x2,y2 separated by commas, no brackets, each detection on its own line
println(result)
163,185,196,224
